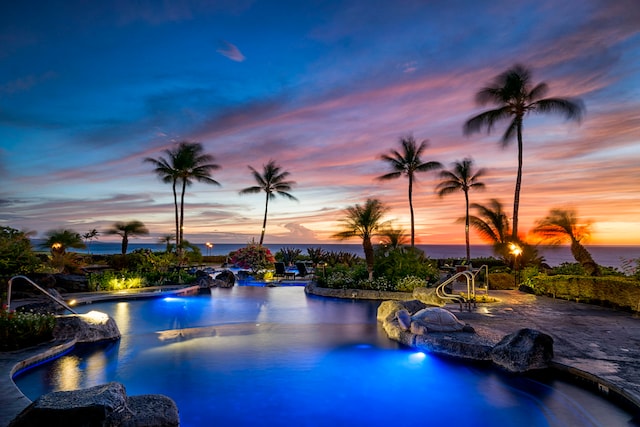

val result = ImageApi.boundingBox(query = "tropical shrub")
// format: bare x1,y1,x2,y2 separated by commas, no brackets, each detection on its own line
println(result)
1,308,56,350
527,275,640,311
229,241,276,273
487,272,517,290
395,275,427,292
275,247,302,265
306,247,328,265
374,246,439,285
0,227,43,275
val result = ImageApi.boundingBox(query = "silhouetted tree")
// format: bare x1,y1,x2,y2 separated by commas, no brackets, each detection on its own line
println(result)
464,64,584,239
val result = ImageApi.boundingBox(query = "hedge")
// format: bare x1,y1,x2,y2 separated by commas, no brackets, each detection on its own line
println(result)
528,274,640,312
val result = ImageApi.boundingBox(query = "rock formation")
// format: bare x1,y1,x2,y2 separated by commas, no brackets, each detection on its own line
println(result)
8,382,179,427
378,300,554,372
54,311,121,343
491,328,554,373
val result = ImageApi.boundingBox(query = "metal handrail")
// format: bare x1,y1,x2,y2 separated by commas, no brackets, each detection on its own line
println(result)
435,264,490,311
6,275,78,314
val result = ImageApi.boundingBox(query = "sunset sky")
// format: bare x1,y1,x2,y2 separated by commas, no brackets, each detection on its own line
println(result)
1,0,639,246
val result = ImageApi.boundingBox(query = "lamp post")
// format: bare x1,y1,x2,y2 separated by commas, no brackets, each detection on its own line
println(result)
509,243,522,287
205,242,213,257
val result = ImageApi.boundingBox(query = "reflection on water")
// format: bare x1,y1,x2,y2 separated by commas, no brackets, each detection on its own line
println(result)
14,287,634,427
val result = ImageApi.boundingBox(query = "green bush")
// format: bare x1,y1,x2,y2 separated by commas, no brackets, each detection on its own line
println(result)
1,309,56,350
528,274,640,311
395,275,427,292
488,272,517,290
0,227,44,275
374,247,439,285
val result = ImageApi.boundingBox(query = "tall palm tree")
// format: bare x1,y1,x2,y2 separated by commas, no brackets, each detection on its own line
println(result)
40,229,86,254
532,208,600,276
239,160,298,245
377,135,442,247
464,64,584,239
332,198,388,280
436,158,486,263
105,221,149,255
145,141,220,247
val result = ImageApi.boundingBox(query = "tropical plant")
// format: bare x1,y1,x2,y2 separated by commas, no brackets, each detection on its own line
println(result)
158,234,175,253
378,225,409,250
332,198,388,280
145,141,221,247
373,246,439,286
82,229,99,255
464,64,584,239
239,160,298,245
40,229,86,254
229,240,276,273
377,135,442,247
532,208,600,276
466,200,540,268
467,199,511,246
306,247,328,265
275,247,302,265
105,220,149,255
1,309,56,350
436,157,486,263
0,227,42,275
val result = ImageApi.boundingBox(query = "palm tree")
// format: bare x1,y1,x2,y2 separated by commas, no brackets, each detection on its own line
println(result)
105,221,149,255
158,234,175,253
464,64,584,239
40,229,86,254
145,141,220,247
377,135,442,247
82,229,99,255
436,158,486,263
467,199,511,245
239,160,298,245
532,208,600,276
332,198,388,280
468,199,541,269
378,225,409,250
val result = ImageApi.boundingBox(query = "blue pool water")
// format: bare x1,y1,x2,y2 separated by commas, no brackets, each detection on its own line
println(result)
14,287,633,426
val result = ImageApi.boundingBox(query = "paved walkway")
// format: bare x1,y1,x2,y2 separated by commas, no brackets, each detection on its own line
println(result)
2,289,639,426
451,290,640,414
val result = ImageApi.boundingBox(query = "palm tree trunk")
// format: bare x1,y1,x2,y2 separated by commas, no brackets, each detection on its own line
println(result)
512,119,524,240
121,234,128,255
172,180,179,250
408,175,415,248
464,190,470,263
363,236,374,280
179,179,187,247
570,239,601,276
259,194,269,245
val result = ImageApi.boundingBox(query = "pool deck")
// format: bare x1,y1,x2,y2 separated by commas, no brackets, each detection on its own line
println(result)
2,288,640,425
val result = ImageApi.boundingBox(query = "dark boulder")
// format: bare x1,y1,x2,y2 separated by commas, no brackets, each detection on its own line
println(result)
491,328,554,373
215,270,236,288
9,382,179,427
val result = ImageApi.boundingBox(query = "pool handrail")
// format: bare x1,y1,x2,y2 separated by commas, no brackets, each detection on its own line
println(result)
6,275,78,314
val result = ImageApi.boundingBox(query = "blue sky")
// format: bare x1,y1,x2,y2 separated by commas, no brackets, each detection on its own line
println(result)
1,0,639,245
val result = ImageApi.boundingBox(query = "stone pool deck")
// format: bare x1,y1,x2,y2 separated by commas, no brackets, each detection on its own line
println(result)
2,287,640,426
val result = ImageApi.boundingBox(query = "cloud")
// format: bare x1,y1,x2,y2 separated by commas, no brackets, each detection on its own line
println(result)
216,40,246,62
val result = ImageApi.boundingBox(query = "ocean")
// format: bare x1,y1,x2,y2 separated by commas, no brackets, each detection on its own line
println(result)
51,242,640,270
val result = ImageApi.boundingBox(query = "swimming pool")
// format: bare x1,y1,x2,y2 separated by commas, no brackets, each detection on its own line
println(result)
14,287,633,426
